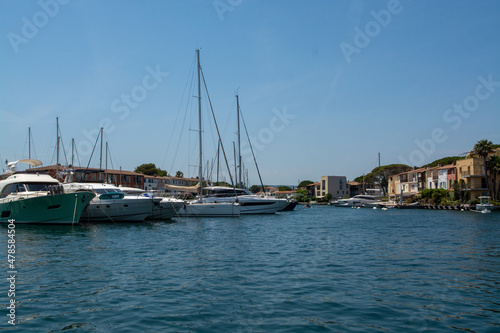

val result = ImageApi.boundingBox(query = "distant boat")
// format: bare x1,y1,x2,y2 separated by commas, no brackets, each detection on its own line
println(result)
475,196,493,213
0,159,95,224
331,195,381,207
201,186,289,214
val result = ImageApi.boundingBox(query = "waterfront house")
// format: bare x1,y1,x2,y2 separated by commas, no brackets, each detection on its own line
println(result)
319,175,348,199
447,165,457,189
426,166,440,190
455,148,500,201
144,175,165,191
274,190,297,199
388,167,422,202
306,182,320,198
347,181,362,197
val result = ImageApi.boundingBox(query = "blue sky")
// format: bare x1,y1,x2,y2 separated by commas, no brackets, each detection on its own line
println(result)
1,0,499,185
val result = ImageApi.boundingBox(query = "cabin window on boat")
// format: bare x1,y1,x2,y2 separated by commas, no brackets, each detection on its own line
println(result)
0,184,24,198
0,182,57,198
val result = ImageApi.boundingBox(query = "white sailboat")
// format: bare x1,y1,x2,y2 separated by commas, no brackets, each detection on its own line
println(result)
201,186,289,214
179,49,240,217
199,95,289,214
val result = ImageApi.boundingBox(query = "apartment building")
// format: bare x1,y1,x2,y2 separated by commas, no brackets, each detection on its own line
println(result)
319,175,348,199
455,153,489,201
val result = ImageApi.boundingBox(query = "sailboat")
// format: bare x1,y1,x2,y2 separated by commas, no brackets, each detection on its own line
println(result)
201,95,289,214
179,50,240,217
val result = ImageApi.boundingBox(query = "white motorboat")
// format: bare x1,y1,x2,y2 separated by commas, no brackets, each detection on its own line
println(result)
475,196,493,213
201,186,289,214
331,195,382,208
63,182,153,222
119,187,185,220
0,160,95,224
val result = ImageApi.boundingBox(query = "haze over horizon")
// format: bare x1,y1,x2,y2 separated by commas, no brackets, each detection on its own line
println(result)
1,0,499,185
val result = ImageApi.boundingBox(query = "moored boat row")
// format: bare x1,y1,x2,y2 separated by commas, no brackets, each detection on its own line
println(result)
1,160,295,224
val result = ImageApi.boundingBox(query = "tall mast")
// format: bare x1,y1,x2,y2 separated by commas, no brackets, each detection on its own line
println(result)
99,127,103,170
378,152,381,196
233,142,237,186
71,138,75,166
105,142,108,182
56,117,60,172
197,49,203,197
216,140,220,184
236,94,241,188
28,127,31,159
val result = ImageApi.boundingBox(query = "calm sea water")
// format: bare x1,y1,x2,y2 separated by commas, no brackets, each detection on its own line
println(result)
2,206,500,332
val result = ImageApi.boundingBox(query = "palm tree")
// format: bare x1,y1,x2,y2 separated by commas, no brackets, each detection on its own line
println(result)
473,139,494,197
487,155,500,201
175,171,184,178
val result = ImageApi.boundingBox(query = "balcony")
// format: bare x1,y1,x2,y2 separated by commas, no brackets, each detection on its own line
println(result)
461,170,485,178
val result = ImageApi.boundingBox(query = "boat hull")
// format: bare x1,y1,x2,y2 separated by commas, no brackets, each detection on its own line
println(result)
0,192,95,224
475,204,494,211
80,197,153,222
179,202,240,217
279,201,298,211
202,196,288,214
148,199,185,220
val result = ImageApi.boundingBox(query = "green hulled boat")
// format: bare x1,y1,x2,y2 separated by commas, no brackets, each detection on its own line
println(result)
0,160,95,224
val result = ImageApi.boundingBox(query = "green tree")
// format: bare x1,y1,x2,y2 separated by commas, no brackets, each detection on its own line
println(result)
324,193,333,201
295,189,308,202
298,180,313,188
423,156,463,168
249,185,262,193
431,189,449,205
213,181,231,187
135,163,168,176
486,155,500,201
474,139,494,197
175,171,184,178
354,164,412,194
279,186,292,191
